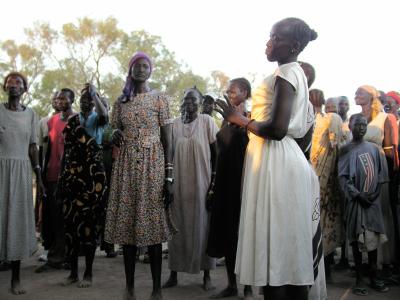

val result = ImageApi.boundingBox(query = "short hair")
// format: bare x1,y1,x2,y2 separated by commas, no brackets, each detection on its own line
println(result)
59,88,75,103
230,77,252,99
338,96,349,103
184,86,204,104
299,61,316,88
2,72,28,92
349,113,366,129
279,18,318,52
309,89,325,106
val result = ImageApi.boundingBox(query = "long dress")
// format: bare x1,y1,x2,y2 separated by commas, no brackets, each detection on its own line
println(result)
207,123,248,258
105,91,176,247
58,114,107,257
311,112,343,255
0,104,38,261
235,62,317,286
363,111,395,264
168,114,218,273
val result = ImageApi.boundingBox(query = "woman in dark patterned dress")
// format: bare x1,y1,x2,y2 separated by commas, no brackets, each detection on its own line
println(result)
105,52,176,300
58,85,107,288
207,78,253,299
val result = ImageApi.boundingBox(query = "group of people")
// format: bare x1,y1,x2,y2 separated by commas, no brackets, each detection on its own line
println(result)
0,16,399,300
308,82,400,296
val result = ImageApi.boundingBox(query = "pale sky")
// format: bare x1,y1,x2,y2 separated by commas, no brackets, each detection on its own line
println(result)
1,0,399,114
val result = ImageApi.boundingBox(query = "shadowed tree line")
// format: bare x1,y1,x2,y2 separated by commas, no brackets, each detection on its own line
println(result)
0,17,231,118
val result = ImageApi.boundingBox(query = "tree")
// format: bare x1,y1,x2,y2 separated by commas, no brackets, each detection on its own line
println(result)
0,17,215,119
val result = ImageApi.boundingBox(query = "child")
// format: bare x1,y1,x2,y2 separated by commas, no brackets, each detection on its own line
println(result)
339,113,389,296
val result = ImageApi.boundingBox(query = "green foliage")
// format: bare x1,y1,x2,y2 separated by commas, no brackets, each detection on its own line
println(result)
0,17,222,120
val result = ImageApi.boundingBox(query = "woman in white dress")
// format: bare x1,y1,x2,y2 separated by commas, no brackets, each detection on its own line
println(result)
216,18,318,300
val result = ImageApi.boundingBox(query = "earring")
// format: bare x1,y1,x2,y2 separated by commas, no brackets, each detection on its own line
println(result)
291,49,295,54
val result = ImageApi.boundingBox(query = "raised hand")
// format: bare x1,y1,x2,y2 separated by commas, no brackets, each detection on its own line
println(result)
214,96,242,125
86,83,97,98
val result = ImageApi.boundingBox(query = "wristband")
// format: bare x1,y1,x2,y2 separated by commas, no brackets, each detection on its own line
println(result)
165,177,174,183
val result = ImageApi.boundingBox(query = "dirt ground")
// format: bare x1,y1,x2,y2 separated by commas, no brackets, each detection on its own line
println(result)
0,247,399,300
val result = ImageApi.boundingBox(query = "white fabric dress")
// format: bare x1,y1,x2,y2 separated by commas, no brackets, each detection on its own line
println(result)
235,62,317,286
168,114,218,273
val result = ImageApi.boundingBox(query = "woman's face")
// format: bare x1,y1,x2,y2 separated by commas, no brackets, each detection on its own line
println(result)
354,88,372,106
325,100,338,113
226,82,247,106
265,21,294,62
5,75,25,97
131,58,151,82
385,97,399,116
181,90,201,115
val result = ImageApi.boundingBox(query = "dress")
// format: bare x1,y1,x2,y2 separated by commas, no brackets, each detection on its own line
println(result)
207,123,248,258
0,104,38,261
105,91,176,247
59,114,107,257
168,114,218,273
311,112,343,255
235,62,317,286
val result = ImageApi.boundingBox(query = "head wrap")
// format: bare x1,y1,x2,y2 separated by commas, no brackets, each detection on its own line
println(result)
359,85,383,120
386,91,400,105
119,51,153,102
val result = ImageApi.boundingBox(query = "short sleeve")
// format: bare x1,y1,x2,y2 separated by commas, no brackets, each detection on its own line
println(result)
275,63,300,91
206,115,218,144
158,94,174,126
29,109,38,144
111,101,122,129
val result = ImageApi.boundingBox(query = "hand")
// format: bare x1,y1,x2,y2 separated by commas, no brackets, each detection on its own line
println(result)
355,193,372,208
112,129,124,147
163,181,174,210
214,96,243,125
86,83,97,98
36,179,46,199
206,189,214,212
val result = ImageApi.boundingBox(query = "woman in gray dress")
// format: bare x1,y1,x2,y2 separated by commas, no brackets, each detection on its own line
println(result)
0,72,44,295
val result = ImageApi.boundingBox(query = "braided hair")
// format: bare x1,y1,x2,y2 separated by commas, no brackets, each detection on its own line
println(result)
230,77,252,99
279,18,318,52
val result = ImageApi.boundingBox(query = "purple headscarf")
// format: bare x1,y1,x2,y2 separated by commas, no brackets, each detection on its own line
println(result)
119,51,153,102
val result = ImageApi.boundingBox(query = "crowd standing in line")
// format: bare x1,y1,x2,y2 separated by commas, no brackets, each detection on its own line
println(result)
0,16,399,300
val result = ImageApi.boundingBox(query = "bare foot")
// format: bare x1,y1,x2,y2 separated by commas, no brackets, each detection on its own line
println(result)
123,289,136,300
162,276,177,288
150,290,163,300
202,276,215,291
61,275,79,286
210,286,238,298
78,275,92,288
11,279,26,295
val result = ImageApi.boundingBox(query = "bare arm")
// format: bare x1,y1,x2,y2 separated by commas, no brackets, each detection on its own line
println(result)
29,143,45,195
161,124,173,169
383,117,399,171
161,123,174,208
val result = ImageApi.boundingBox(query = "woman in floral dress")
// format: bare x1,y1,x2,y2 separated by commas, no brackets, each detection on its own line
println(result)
105,52,176,300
